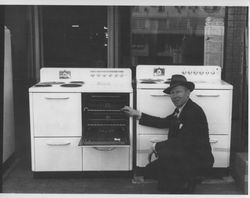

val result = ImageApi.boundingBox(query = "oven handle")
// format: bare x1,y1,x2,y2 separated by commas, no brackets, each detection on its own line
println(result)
150,94,170,97
46,142,71,146
93,147,116,151
45,97,70,100
195,94,220,98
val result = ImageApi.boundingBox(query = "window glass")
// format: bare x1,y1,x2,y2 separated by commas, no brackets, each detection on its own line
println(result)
42,6,107,68
120,6,226,67
41,6,226,69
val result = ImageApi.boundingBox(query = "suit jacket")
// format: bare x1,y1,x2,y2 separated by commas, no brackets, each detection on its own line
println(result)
139,99,214,168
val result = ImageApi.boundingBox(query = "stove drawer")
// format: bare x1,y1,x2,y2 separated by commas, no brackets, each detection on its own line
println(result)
191,90,232,134
82,146,131,171
34,137,82,171
31,93,81,136
137,134,168,167
136,134,230,168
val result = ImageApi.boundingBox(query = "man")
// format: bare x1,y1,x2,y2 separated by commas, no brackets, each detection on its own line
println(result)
122,74,214,193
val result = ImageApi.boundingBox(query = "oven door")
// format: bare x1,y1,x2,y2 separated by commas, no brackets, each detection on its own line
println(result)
79,93,133,171
80,93,130,145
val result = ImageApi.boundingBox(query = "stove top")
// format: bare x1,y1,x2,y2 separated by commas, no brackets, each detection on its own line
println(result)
29,68,133,93
34,81,84,87
136,65,233,90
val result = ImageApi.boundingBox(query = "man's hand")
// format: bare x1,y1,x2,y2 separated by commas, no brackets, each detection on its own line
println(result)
121,106,141,119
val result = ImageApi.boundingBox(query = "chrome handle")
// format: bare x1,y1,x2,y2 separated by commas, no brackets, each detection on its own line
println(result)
47,142,71,146
209,139,218,144
196,94,220,97
93,147,116,151
45,97,70,100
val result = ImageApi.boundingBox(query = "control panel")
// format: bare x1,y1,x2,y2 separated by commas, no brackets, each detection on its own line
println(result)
180,66,221,81
137,65,222,82
89,70,128,79
40,68,131,85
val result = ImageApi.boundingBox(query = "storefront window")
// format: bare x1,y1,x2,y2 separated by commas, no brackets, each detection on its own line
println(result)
42,6,107,68
41,6,226,69
120,6,226,67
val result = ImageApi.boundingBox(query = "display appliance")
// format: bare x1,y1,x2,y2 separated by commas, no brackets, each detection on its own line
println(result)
136,65,233,168
29,68,133,172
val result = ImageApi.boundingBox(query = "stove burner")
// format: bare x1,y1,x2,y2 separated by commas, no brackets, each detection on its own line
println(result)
35,84,52,87
60,83,82,87
41,81,65,85
34,81,66,87
69,81,84,84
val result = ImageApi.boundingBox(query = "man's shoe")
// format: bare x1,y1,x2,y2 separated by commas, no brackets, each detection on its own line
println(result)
185,179,197,193
157,182,170,193
178,179,196,194
132,175,144,184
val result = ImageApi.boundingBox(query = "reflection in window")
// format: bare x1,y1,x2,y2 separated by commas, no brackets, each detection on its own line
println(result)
42,6,107,68
129,6,225,66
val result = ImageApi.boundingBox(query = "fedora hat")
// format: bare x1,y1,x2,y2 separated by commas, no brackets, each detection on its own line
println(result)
163,74,195,94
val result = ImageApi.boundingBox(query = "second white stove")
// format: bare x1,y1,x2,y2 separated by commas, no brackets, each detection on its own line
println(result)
136,65,233,168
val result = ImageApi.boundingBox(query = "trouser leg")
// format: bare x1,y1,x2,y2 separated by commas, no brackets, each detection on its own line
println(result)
144,159,160,179
156,149,195,192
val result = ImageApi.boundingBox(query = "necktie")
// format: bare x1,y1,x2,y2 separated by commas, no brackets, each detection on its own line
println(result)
174,108,179,118
173,108,180,135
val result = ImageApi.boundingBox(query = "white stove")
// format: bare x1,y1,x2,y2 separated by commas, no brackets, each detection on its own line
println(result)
136,65,233,168
29,68,133,173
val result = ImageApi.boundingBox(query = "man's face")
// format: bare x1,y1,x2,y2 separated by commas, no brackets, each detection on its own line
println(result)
169,85,190,108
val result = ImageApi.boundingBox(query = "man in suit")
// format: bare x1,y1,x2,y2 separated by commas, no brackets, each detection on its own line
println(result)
122,74,214,193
